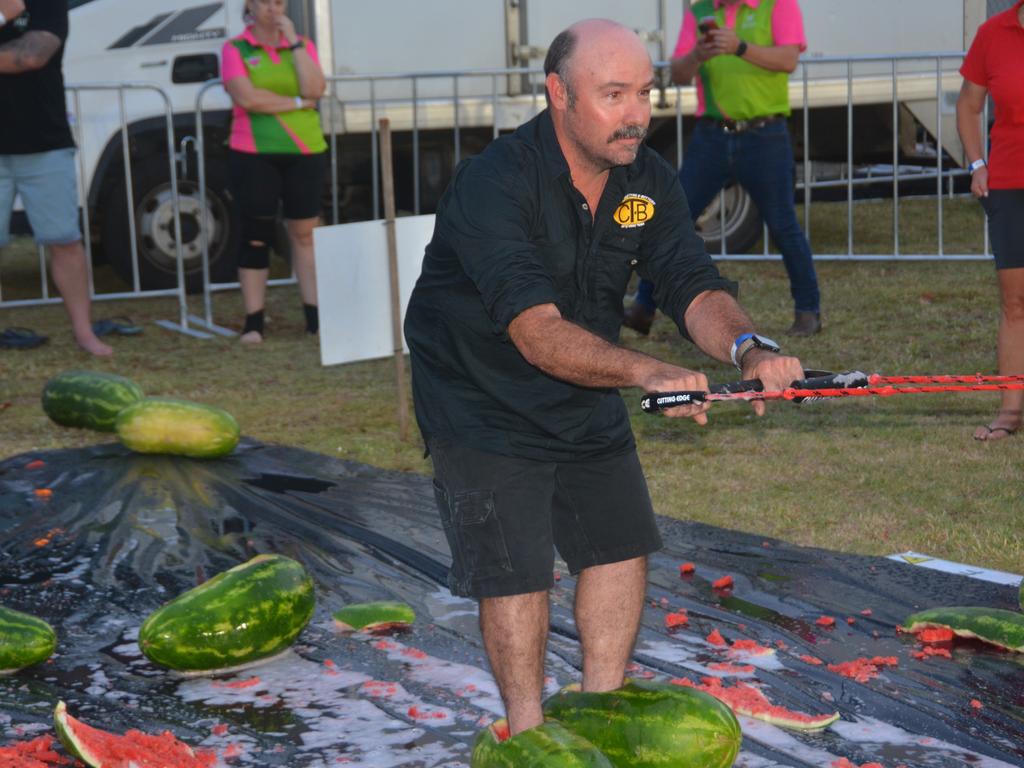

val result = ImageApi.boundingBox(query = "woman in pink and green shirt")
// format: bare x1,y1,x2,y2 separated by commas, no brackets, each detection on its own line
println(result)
221,0,327,343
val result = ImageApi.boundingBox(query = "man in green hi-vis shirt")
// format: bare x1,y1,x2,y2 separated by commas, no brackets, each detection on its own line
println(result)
624,0,822,338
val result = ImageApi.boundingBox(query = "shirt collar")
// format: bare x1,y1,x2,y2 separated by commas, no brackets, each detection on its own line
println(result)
714,0,760,9
241,25,289,49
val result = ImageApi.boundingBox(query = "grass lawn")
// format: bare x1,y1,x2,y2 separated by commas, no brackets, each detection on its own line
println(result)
1,198,1019,574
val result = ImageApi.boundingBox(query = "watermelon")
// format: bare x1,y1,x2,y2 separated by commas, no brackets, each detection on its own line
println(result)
542,679,741,768
115,397,239,459
333,601,415,632
138,554,315,673
472,719,615,768
903,606,1024,653
41,370,144,432
673,677,839,731
54,701,215,768
1019,580,1023,612
0,605,56,674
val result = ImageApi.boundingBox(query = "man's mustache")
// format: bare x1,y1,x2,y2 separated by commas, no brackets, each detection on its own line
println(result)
610,125,648,142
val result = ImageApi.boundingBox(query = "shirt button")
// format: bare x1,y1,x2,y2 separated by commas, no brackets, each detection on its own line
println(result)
630,259,638,266
581,203,589,210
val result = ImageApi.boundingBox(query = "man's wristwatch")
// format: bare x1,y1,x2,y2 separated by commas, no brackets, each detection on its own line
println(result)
730,332,780,370
289,39,304,50
735,40,748,58
968,158,987,174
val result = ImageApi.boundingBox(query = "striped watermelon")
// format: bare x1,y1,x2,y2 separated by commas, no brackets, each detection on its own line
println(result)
543,680,741,768
54,701,215,767
904,606,1024,653
138,554,315,673
41,370,144,432
333,601,415,632
115,397,239,459
0,605,56,674
472,718,614,768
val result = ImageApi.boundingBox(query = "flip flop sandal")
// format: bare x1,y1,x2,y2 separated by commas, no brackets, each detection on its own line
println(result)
0,327,49,349
92,317,143,336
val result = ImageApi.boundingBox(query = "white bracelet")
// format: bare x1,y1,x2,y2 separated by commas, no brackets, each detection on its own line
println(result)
294,95,302,110
0,10,7,27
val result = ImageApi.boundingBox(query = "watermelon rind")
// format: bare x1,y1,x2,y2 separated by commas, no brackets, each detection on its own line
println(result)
471,718,615,768
333,601,415,632
53,701,101,767
41,370,144,433
904,606,1024,653
0,605,57,674
542,679,742,768
139,553,315,673
115,397,240,459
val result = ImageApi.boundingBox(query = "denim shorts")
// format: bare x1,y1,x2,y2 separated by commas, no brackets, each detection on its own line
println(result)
980,189,1024,270
0,148,81,247
429,439,663,599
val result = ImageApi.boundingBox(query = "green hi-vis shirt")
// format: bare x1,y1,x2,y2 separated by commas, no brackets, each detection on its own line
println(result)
692,0,791,121
222,30,327,154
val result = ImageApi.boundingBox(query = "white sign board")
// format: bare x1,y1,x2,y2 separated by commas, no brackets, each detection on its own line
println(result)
888,551,1023,587
313,215,434,366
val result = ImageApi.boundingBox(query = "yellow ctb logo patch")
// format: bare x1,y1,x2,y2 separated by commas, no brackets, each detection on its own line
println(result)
614,194,655,228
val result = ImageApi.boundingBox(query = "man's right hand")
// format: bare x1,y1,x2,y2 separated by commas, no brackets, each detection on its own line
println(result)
694,36,717,63
640,363,711,424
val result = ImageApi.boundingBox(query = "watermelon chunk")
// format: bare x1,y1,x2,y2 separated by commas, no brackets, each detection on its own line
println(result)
903,606,1024,653
672,677,840,731
333,601,415,633
54,701,216,768
0,734,68,767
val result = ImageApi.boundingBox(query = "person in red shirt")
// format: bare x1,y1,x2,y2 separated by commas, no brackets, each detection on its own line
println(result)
957,0,1024,441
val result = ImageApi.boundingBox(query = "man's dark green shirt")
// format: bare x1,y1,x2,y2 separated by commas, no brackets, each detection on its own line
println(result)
404,109,733,462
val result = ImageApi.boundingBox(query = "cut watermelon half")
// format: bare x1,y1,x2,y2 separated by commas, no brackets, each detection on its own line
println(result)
54,701,216,768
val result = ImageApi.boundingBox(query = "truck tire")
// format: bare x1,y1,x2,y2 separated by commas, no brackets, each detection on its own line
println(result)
695,184,762,255
101,153,238,294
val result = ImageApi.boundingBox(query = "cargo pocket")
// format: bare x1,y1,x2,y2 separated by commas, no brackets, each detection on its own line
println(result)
434,482,513,594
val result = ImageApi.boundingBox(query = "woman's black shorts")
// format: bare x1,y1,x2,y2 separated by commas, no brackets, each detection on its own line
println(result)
227,149,328,221
981,189,1024,270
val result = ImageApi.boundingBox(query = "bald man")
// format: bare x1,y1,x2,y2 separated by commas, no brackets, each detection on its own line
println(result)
405,19,804,734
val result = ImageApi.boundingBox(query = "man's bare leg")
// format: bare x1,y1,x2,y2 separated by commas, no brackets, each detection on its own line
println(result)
48,241,112,357
479,590,548,735
575,556,647,692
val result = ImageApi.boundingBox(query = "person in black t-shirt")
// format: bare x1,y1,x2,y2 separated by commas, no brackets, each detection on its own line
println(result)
0,0,111,356
405,19,805,737
0,1,25,28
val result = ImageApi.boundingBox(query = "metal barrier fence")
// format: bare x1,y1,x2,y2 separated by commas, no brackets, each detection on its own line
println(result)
3,52,987,333
0,83,207,337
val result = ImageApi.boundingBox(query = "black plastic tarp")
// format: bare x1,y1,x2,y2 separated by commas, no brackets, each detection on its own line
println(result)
0,441,1021,767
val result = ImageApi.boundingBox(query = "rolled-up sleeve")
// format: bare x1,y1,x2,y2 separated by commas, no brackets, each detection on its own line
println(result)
637,175,735,340
437,160,560,332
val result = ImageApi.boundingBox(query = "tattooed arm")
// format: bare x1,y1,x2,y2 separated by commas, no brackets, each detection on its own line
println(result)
0,29,61,73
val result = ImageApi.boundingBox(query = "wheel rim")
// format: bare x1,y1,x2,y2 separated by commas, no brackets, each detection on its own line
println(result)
696,186,754,244
136,181,226,276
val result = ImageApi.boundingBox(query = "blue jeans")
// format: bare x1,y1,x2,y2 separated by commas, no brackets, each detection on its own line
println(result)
635,119,819,314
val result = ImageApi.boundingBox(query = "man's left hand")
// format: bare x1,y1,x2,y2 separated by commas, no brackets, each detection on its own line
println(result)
705,28,742,57
740,349,804,417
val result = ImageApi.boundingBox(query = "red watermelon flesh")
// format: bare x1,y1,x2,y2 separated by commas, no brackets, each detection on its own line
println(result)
0,734,68,767
54,702,215,768
672,676,840,731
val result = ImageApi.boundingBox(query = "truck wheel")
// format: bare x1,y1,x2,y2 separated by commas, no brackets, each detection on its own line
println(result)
695,185,762,255
101,153,238,294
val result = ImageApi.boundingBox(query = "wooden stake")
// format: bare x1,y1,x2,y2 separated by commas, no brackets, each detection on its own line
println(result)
378,118,410,442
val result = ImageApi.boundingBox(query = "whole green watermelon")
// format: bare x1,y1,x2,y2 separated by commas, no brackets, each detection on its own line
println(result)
543,680,742,768
472,719,614,768
115,397,239,459
0,605,57,674
41,370,144,432
139,554,315,673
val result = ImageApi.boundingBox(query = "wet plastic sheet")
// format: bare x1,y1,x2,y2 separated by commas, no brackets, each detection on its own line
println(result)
0,441,1022,767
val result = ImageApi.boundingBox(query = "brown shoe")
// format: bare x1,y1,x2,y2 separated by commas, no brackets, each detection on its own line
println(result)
786,310,821,337
622,302,656,335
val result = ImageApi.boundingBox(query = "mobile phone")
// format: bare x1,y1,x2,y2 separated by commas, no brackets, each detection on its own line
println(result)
698,16,718,35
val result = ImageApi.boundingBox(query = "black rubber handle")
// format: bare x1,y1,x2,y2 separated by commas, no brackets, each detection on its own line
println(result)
640,369,848,413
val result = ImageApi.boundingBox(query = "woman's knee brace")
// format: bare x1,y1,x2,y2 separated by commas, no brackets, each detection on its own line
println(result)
238,215,276,269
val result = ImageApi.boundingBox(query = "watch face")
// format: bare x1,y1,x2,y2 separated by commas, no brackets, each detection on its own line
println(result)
752,334,780,352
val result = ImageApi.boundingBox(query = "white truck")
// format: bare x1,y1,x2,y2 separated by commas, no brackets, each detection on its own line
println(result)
61,0,990,292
